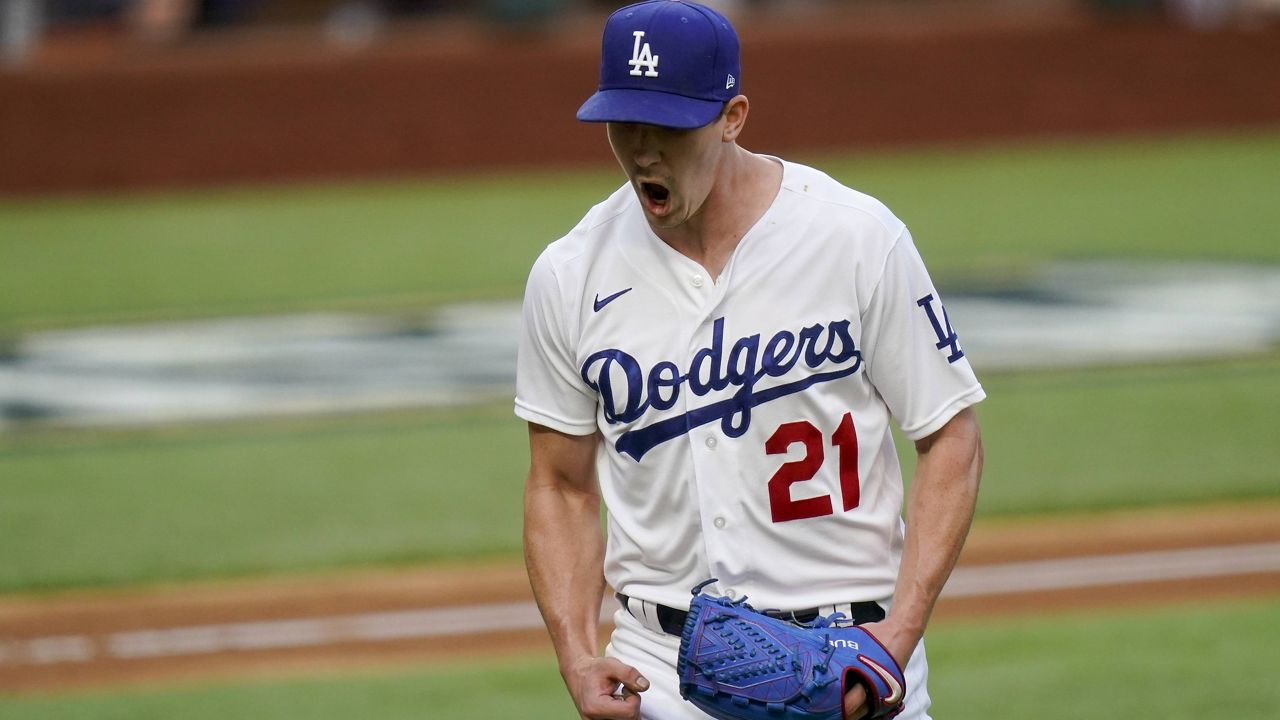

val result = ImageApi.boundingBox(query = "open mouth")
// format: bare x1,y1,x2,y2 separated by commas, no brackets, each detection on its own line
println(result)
640,181,670,213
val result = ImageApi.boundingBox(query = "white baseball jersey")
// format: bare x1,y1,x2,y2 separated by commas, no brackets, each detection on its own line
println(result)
515,158,985,612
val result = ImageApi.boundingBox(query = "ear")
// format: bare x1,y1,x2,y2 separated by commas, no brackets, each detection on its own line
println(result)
721,95,749,142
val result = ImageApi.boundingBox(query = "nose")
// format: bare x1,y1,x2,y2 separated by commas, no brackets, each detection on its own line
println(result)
608,122,664,171
630,124,661,168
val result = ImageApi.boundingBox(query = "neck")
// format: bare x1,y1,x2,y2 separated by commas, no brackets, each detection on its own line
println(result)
653,147,782,280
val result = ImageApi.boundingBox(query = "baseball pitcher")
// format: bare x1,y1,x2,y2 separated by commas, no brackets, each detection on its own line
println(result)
517,2,985,719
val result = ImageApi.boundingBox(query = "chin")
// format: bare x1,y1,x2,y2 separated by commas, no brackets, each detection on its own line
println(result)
645,201,689,228
647,212,688,230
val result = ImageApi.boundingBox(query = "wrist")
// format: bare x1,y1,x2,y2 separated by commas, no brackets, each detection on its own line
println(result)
867,616,923,667
884,596,930,639
885,614,925,641
559,651,598,680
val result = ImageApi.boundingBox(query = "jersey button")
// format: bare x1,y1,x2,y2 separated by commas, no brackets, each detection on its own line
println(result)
704,436,717,449
691,274,704,288
713,516,726,529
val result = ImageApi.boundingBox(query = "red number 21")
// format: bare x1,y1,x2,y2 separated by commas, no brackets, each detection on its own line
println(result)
765,413,859,523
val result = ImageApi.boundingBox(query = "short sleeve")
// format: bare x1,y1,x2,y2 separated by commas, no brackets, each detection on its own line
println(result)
514,251,598,435
860,229,986,440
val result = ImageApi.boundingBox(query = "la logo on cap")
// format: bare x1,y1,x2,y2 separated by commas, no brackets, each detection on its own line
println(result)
628,30,659,77
576,0,740,129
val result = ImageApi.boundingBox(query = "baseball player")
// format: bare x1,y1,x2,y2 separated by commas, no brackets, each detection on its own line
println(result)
516,2,985,719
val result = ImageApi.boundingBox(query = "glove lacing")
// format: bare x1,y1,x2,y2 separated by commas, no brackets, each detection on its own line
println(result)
689,579,851,696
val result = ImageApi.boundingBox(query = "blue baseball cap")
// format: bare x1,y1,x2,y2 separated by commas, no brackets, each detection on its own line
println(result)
577,0,741,130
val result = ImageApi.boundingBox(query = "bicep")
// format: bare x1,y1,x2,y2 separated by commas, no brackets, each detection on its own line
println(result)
527,422,600,495
911,408,983,502
913,407,981,456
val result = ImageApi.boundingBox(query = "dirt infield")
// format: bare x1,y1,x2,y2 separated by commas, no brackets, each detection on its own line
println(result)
2,501,1278,694
3,2,1280,193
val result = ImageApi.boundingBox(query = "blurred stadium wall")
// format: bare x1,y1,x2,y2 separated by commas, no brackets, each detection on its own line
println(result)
1,0,1279,194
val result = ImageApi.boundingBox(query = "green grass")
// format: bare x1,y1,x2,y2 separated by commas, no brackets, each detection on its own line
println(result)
924,596,1280,718
2,355,1276,592
815,131,1280,279
2,130,1278,333
906,354,1280,516
0,405,528,592
0,653,576,720
3,597,1277,719
0,170,618,333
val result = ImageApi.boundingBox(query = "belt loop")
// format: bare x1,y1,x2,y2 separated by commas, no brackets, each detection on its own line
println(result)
635,598,665,635
836,602,853,622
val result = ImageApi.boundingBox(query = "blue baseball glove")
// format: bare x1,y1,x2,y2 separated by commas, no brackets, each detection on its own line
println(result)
677,581,906,720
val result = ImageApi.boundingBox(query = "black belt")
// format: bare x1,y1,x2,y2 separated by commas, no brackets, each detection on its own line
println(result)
616,592,885,636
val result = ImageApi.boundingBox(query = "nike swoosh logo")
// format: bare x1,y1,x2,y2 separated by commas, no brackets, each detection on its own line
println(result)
860,655,904,707
593,288,633,312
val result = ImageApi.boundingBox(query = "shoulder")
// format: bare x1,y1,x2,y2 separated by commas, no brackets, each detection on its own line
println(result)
779,160,907,240
773,159,909,274
528,182,634,290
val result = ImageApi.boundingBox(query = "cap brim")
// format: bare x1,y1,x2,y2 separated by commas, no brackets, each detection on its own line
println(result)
576,89,724,129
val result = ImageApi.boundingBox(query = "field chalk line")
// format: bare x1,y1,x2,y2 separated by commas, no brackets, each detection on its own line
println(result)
3,542,1279,667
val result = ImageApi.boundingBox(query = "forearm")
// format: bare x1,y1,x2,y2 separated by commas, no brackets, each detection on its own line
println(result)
888,408,983,642
524,468,608,674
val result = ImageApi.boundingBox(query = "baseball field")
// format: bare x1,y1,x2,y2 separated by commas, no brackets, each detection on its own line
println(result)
2,126,1279,718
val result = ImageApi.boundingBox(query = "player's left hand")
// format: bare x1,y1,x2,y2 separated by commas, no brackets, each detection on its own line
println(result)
842,688,868,720
842,619,917,720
